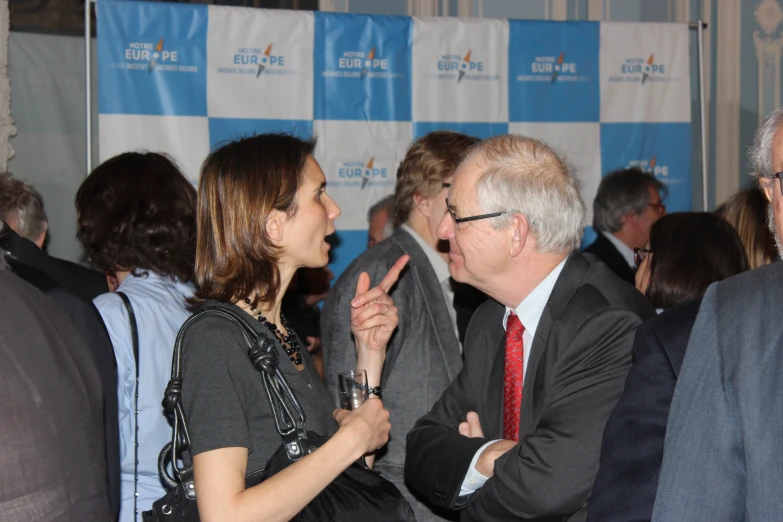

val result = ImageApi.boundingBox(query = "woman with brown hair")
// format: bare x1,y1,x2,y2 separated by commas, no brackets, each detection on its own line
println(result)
76,151,198,521
180,133,408,521
634,212,748,311
715,186,777,269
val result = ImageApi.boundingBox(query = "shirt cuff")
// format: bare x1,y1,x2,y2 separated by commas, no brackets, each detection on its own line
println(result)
458,439,500,497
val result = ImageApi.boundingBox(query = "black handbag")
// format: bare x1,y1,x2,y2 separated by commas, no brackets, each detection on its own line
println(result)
142,306,415,522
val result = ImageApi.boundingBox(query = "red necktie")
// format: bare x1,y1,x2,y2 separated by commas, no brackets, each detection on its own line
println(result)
503,312,525,441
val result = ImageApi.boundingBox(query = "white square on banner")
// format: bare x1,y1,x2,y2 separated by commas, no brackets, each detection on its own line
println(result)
412,17,509,123
206,6,314,120
508,122,601,225
313,120,412,231
599,23,690,123
98,114,210,183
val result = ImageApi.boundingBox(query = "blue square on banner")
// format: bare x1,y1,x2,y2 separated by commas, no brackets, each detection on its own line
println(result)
98,1,208,116
508,21,599,122
413,122,509,140
208,119,314,150
600,123,692,212
314,12,412,121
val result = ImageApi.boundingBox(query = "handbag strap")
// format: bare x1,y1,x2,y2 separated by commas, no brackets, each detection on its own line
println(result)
116,291,140,522
158,305,309,498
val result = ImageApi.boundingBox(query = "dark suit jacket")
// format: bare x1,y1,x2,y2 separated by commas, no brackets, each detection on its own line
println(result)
52,256,109,300
405,253,656,522
0,226,120,520
322,227,483,522
653,263,783,520
582,232,636,285
0,255,111,521
587,299,701,522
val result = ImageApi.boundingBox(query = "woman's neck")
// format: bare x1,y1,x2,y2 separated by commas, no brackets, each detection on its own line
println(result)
238,262,296,327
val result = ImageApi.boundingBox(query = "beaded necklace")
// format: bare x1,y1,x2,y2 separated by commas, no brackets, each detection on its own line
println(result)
244,298,303,366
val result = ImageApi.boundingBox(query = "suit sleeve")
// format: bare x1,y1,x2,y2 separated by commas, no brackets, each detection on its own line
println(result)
465,308,641,521
651,286,744,521
321,270,359,409
587,321,677,522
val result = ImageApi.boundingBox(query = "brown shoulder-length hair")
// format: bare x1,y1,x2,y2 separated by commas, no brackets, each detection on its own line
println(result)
193,133,316,307
646,212,748,309
76,151,196,282
715,187,776,269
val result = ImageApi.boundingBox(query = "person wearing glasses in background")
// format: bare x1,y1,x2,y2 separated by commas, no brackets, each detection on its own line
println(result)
323,131,485,522
583,167,667,285
588,211,747,522
404,134,655,521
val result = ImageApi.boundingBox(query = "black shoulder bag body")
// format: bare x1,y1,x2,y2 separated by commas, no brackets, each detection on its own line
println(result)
142,306,414,522
117,291,141,522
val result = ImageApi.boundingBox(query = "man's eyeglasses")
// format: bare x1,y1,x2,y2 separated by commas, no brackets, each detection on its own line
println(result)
445,197,516,228
648,202,666,214
634,248,653,267
773,172,783,196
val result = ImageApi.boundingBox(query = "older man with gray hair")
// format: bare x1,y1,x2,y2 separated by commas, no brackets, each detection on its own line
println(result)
584,167,667,285
405,134,654,521
651,107,783,520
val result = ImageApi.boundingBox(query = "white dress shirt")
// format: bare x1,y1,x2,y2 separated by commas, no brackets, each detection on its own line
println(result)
601,230,637,271
459,258,567,496
401,224,461,347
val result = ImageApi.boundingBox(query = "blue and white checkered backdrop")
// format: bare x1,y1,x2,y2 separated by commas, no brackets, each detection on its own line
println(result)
97,1,692,280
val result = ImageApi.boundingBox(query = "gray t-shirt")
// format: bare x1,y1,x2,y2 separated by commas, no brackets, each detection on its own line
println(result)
181,301,338,474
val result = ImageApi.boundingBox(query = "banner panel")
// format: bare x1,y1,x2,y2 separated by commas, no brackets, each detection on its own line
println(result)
97,1,208,116
508,20,600,123
411,18,509,123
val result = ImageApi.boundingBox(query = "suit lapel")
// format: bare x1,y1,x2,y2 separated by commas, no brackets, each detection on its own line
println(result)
386,229,462,383
519,254,590,435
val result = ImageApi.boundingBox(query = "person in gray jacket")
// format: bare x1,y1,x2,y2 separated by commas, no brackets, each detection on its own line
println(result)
322,131,484,522
652,106,783,520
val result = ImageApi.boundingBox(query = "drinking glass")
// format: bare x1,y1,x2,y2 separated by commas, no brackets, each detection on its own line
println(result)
338,369,368,410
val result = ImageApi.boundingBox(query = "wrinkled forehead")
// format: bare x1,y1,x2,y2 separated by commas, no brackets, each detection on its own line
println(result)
773,127,783,170
449,158,482,201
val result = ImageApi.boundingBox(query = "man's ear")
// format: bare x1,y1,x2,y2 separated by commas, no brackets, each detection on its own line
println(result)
508,213,530,257
266,209,285,243
762,179,775,203
34,222,48,249
413,192,433,219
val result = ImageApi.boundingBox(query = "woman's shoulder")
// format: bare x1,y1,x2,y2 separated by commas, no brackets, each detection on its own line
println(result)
180,302,261,362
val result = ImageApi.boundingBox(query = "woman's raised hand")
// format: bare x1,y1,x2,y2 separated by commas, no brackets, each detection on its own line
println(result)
349,255,409,356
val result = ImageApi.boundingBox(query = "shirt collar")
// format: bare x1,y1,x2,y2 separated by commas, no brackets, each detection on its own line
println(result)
601,230,637,270
401,224,451,283
502,257,567,339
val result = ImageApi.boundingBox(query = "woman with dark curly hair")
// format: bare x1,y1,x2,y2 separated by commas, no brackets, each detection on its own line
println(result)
76,151,197,522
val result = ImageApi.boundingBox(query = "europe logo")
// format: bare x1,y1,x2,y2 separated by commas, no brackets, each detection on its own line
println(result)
217,43,290,77
323,47,399,80
628,155,669,178
516,51,588,83
610,54,669,84
431,50,499,82
335,157,394,189
120,38,198,73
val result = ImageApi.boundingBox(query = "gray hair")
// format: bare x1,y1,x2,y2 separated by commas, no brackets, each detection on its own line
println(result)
592,168,667,232
367,194,395,222
0,172,47,242
466,134,585,254
749,106,783,182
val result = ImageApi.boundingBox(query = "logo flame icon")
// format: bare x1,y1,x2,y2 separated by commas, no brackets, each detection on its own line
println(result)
641,54,654,85
149,37,164,72
257,43,273,78
649,155,657,169
551,51,565,84
360,47,376,80
458,50,471,83
361,157,375,189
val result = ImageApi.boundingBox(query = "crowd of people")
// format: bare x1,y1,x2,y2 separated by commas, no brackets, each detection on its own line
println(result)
2,106,783,522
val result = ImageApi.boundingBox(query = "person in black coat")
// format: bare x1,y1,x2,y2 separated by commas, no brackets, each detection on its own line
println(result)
582,167,667,285
588,212,749,522
0,222,121,519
